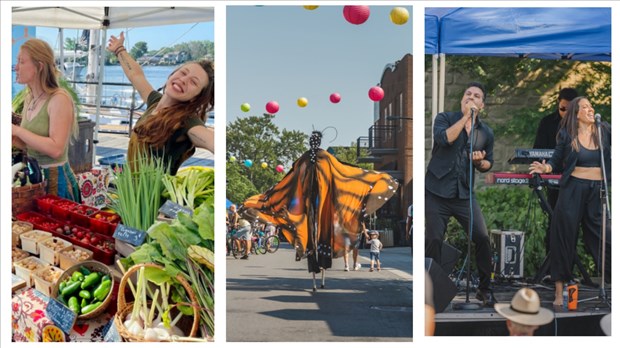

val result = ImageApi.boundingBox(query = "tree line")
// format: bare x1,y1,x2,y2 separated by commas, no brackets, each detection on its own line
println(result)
64,37,214,65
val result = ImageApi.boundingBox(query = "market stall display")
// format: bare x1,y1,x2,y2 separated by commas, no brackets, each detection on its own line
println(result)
114,263,199,341
12,160,215,342
51,261,115,319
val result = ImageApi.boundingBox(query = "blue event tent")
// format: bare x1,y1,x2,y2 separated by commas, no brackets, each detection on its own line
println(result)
425,7,611,115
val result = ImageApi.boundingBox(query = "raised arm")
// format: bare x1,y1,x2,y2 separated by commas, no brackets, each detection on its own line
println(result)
107,32,154,102
188,124,215,153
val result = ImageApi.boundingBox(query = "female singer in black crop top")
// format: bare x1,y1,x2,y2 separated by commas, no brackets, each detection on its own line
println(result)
529,96,611,307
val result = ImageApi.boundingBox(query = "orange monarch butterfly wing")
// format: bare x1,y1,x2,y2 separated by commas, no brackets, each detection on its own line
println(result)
241,132,398,272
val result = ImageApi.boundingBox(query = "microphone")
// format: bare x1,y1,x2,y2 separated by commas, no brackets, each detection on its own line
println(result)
595,113,601,125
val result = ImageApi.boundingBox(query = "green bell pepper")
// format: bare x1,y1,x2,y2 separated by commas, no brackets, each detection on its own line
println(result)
93,279,112,301
81,301,102,315
71,271,84,282
79,290,92,300
68,296,80,314
81,272,101,289
61,281,81,297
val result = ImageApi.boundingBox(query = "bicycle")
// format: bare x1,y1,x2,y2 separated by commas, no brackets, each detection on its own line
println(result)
263,234,280,253
230,231,267,257
251,232,267,255
230,231,251,259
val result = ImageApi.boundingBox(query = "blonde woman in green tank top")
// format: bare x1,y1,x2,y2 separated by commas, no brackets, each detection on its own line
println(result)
12,38,80,202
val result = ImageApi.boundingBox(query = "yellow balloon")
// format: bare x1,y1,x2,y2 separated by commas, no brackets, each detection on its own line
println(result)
303,6,319,10
261,162,268,169
390,7,409,25
297,97,308,108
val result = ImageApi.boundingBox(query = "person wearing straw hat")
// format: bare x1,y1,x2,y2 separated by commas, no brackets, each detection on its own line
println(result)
600,313,610,336
494,287,554,336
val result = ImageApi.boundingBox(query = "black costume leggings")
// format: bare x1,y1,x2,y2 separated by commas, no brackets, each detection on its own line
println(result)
425,191,493,290
550,177,612,283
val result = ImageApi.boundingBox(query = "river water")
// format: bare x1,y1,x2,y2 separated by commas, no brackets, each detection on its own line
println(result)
12,64,174,111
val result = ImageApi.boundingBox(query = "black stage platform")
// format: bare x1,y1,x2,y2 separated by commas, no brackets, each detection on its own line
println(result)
434,278,611,336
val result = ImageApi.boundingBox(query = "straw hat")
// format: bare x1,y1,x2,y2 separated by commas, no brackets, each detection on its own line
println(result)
494,288,553,326
600,313,611,336
238,219,250,227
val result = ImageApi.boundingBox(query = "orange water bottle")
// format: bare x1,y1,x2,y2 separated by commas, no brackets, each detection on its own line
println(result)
567,281,578,311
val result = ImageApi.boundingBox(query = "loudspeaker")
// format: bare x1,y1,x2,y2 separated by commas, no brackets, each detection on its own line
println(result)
425,257,457,313
440,241,462,274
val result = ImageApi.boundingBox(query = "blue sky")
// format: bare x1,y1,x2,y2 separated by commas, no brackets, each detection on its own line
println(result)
36,21,214,53
227,5,412,146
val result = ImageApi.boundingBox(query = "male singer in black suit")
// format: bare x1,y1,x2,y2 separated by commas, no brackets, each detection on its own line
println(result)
425,82,496,306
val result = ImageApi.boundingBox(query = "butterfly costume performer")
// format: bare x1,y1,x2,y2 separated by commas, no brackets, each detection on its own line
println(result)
241,131,399,290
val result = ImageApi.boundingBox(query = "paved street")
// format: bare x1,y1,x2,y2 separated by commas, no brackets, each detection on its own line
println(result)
226,244,412,342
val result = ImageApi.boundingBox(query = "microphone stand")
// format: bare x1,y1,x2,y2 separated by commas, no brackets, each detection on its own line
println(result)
453,108,482,311
579,118,611,308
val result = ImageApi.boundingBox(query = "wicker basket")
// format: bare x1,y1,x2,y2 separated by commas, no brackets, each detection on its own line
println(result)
12,181,47,216
51,260,114,320
113,263,200,342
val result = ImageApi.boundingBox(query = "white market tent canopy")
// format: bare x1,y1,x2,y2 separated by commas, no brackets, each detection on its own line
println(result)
12,6,214,163
424,7,611,116
13,7,214,29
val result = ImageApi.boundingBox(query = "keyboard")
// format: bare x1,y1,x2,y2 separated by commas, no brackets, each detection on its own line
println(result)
508,148,554,164
485,172,561,187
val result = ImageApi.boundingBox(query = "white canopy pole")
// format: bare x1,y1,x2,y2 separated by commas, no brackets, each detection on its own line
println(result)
58,29,64,75
93,27,107,165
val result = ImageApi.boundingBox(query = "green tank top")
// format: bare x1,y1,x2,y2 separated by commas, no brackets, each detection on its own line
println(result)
20,96,69,166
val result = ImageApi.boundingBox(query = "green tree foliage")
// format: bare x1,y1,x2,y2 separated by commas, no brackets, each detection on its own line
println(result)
64,37,77,51
330,143,373,170
130,41,149,59
441,56,611,146
106,40,214,65
226,114,307,202
225,162,259,206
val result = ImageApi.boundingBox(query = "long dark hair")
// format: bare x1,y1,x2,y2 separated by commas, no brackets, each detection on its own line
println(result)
558,96,597,151
133,60,214,147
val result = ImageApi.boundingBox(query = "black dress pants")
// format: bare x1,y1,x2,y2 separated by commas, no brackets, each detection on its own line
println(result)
550,177,612,283
425,190,493,290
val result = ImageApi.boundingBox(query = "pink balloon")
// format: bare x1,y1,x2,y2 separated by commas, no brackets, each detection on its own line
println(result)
266,101,280,114
368,86,384,102
329,93,341,104
276,164,284,173
343,5,370,25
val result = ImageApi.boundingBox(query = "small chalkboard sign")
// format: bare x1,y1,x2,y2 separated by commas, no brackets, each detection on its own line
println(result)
113,224,146,246
46,298,77,334
159,199,193,218
103,318,122,342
